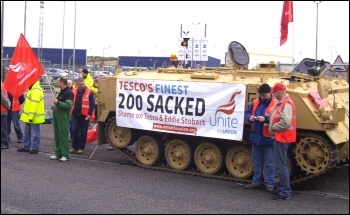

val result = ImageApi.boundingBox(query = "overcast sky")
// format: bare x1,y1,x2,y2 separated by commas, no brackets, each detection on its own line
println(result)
2,1,349,65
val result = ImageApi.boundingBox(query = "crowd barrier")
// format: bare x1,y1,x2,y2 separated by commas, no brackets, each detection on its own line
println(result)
23,84,57,124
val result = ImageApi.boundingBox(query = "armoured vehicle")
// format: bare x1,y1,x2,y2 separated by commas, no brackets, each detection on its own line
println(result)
97,41,349,184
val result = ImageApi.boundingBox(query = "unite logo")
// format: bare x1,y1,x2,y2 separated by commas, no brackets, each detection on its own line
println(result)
215,90,242,116
9,63,27,73
209,90,242,134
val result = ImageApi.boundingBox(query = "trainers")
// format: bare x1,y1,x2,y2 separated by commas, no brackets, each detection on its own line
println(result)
77,149,84,154
244,184,262,189
1,144,9,149
69,149,76,154
107,146,116,151
50,155,59,160
29,149,39,154
17,148,30,152
272,195,291,201
266,186,275,193
60,157,68,162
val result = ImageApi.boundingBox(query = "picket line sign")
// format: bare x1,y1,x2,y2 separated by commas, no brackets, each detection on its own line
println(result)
116,78,246,140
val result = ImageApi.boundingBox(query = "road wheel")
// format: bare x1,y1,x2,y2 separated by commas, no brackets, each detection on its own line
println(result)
165,139,194,171
225,145,253,179
135,135,163,166
194,142,224,175
105,116,135,148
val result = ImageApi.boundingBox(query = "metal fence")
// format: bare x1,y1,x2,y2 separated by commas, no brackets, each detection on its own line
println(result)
22,83,57,124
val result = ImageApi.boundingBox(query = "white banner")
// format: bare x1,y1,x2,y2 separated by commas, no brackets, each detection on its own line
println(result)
116,78,246,140
200,38,208,61
193,39,201,61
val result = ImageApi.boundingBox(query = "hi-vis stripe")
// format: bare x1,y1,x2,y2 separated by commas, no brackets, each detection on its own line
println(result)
273,114,296,130
82,97,89,108
21,112,45,117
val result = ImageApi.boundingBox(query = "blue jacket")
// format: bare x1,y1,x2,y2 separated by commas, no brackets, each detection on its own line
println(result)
244,96,274,146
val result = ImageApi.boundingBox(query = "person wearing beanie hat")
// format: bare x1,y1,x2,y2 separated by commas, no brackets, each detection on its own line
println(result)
244,83,276,193
258,83,271,94
269,82,296,200
81,68,94,89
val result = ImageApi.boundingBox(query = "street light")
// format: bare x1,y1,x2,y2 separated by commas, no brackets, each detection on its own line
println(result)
102,47,107,66
61,1,65,70
314,1,321,60
192,23,200,66
192,22,200,38
108,45,111,60
72,1,76,73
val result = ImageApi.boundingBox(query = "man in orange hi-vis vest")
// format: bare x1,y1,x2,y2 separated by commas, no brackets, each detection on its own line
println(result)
269,83,296,201
7,93,25,143
244,83,276,193
69,77,95,155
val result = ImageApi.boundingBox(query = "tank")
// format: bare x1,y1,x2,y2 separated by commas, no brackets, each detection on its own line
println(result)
97,41,349,185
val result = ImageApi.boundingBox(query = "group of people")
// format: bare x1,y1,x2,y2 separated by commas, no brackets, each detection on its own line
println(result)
50,69,96,161
244,82,296,201
1,68,99,162
2,78,45,154
2,75,296,200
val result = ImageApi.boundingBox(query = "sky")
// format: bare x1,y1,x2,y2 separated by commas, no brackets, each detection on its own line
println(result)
2,1,349,66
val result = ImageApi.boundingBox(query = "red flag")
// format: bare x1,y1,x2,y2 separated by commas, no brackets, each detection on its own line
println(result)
280,1,293,46
4,33,44,98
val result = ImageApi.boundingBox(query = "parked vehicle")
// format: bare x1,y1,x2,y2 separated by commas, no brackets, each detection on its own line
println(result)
65,70,80,81
46,68,68,81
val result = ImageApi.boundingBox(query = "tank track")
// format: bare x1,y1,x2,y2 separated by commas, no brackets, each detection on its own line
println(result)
108,132,340,185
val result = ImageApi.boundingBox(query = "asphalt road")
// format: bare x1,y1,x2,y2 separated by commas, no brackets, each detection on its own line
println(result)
1,122,349,214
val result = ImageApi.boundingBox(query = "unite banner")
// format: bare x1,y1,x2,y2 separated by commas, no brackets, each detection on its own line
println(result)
116,78,246,140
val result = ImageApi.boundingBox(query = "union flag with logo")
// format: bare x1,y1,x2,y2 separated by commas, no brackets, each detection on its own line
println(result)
4,33,44,98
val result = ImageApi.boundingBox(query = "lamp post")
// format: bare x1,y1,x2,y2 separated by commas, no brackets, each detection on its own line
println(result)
108,45,111,60
72,1,76,73
61,1,65,70
192,22,200,39
314,1,321,60
24,1,27,36
192,23,200,67
183,30,190,68
102,47,107,66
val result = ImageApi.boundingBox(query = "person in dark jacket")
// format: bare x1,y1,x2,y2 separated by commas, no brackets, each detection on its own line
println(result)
244,83,276,193
7,93,25,143
69,77,95,154
50,77,74,162
1,81,11,149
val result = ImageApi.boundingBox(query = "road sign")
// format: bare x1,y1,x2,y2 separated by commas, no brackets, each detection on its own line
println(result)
330,55,348,72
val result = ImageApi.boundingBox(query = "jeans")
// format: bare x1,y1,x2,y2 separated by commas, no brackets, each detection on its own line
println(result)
71,114,89,150
7,110,23,141
1,115,10,147
273,140,292,198
251,144,275,187
22,123,41,151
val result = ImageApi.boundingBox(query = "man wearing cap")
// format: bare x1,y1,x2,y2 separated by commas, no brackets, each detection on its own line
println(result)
244,83,276,193
81,69,94,89
269,83,296,201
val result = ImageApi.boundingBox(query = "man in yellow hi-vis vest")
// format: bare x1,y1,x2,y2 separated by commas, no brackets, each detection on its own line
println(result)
17,81,45,154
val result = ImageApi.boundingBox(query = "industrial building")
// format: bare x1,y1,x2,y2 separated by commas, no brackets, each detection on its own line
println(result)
3,46,221,70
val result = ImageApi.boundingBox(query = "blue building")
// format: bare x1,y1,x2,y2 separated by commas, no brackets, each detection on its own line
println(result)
119,56,221,69
3,46,220,69
3,46,87,67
